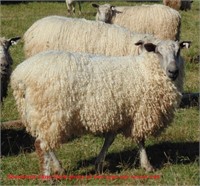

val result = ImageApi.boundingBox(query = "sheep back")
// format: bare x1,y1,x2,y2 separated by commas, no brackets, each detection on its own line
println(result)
114,4,181,40
23,16,156,58
11,51,181,150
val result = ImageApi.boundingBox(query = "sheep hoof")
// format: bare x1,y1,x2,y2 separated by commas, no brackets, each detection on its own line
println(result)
145,165,155,173
53,167,66,175
95,162,104,174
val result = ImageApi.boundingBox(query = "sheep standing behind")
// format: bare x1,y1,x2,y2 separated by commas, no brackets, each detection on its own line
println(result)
23,16,190,93
11,43,181,176
92,3,181,40
23,16,158,59
66,0,81,15
163,0,193,11
0,37,20,103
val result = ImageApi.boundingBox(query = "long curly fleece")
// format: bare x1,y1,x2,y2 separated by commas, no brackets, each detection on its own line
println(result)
11,50,181,151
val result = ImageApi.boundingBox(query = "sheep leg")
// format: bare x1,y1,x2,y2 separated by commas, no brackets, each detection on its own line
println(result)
78,1,82,15
67,4,72,15
49,151,65,175
138,139,154,172
72,3,76,14
34,139,51,177
95,132,116,174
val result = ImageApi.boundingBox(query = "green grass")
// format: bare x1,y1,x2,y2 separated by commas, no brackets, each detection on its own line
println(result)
1,1,199,185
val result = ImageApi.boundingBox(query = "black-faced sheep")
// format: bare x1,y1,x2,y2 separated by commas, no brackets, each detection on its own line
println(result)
0,36,20,103
163,0,193,11
11,42,184,176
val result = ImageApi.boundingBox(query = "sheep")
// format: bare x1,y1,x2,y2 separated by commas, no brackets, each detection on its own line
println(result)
11,42,182,176
92,3,181,40
163,0,193,11
23,16,191,92
0,36,20,103
23,16,157,58
180,0,193,11
65,0,81,15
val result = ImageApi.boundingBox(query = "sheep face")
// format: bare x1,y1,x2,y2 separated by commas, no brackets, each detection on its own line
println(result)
0,37,20,102
136,40,191,81
92,3,115,23
0,37,20,76
0,40,12,76
155,41,191,81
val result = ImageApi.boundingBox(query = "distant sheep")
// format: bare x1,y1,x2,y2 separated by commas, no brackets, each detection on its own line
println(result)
23,16,190,92
11,43,182,176
92,3,181,40
163,0,193,11
66,0,81,15
0,36,20,103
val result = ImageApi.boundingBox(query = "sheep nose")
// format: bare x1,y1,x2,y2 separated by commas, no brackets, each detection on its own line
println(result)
167,62,179,81
167,68,179,81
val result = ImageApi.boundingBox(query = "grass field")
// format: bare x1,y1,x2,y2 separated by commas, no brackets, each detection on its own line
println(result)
1,1,199,185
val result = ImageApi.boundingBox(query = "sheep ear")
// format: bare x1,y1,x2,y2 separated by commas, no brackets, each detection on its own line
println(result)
112,7,123,14
179,41,191,49
92,3,99,8
135,40,144,46
143,43,157,52
111,6,116,10
5,36,21,49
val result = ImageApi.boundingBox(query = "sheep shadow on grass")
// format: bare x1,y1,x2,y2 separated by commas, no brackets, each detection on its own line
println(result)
1,129,198,174
1,129,35,156
75,141,199,174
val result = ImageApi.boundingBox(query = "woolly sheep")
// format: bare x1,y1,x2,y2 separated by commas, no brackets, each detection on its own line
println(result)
11,43,182,175
163,0,193,11
0,36,20,103
23,16,158,58
92,3,181,40
23,16,191,92
65,0,81,15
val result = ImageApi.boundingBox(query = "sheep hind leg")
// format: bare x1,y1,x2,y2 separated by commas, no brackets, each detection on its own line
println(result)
72,2,76,15
77,2,82,15
138,139,154,172
67,4,72,15
49,151,65,175
34,139,51,177
95,132,116,174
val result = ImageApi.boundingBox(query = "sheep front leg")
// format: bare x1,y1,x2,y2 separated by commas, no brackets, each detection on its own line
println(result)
138,139,154,172
34,139,51,177
95,132,116,174
49,151,65,175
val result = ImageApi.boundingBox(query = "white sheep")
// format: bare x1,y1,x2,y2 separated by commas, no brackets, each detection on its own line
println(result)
11,42,183,176
92,3,181,40
163,0,193,11
65,0,81,15
0,36,20,103
23,16,191,92
23,16,157,58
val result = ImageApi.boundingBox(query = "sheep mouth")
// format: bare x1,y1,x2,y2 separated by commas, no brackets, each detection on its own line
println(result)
168,73,178,81
1,68,9,75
